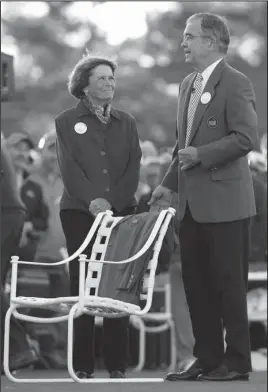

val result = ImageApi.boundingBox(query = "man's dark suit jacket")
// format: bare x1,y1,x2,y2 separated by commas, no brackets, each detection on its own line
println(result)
162,59,258,223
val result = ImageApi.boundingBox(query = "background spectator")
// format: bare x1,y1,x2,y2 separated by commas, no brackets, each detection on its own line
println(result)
5,132,49,261
1,133,39,372
21,130,70,369
248,147,267,264
136,157,163,214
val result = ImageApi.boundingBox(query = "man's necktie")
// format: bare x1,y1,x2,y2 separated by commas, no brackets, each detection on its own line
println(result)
185,73,203,147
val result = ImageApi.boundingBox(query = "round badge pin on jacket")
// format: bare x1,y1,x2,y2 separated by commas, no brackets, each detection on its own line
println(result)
201,92,211,104
74,122,87,134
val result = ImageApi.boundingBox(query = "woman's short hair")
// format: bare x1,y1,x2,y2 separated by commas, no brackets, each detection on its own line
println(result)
187,13,230,54
68,53,118,99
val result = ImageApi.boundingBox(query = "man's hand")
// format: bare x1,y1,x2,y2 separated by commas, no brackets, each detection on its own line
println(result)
19,222,34,247
178,147,200,171
148,185,172,206
89,198,112,217
150,198,173,213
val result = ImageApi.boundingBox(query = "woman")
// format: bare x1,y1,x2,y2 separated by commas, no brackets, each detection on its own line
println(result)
55,53,142,378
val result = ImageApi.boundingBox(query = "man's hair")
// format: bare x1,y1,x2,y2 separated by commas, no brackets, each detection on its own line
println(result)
187,13,230,54
68,53,118,99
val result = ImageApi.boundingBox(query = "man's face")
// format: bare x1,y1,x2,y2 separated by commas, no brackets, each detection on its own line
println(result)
181,18,211,68
9,140,31,169
86,64,116,104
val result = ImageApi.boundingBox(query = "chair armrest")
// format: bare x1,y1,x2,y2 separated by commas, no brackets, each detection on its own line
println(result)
10,211,110,267
10,256,69,267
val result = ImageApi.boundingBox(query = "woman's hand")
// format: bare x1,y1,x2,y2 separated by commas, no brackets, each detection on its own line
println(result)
89,198,112,216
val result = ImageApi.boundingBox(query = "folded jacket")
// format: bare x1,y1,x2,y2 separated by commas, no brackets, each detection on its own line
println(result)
97,211,175,305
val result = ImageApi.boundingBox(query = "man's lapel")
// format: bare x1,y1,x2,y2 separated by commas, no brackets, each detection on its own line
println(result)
187,59,226,146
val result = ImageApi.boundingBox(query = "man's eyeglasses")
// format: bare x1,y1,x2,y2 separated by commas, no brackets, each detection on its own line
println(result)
182,34,212,42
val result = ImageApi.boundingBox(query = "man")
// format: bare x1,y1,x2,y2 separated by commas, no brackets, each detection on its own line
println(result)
26,131,69,369
5,131,49,261
1,134,27,284
137,159,195,370
55,53,142,378
1,133,38,372
149,13,258,381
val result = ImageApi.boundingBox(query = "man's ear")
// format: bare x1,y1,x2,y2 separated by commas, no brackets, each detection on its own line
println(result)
208,37,216,51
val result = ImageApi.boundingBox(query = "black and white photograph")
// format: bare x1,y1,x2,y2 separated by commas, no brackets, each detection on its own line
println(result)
1,2,267,391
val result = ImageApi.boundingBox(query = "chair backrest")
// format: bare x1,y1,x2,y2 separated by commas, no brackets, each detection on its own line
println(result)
84,209,175,310
138,214,174,305
85,213,124,297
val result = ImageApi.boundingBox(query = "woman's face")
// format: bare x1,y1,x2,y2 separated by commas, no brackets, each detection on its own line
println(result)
41,142,59,173
85,64,116,104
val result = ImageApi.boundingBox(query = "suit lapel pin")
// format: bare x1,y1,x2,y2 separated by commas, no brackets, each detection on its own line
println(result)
207,116,218,128
201,92,211,104
74,122,87,134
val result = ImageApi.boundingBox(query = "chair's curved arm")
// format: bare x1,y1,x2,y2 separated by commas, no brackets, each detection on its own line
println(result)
81,208,175,265
10,211,111,267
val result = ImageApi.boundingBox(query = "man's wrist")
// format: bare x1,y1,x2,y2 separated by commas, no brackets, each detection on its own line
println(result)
195,147,201,163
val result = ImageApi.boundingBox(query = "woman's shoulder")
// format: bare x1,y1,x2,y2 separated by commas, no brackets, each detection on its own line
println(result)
111,107,136,123
55,106,77,124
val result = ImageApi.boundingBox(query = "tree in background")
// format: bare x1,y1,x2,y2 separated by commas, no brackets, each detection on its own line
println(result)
1,1,267,149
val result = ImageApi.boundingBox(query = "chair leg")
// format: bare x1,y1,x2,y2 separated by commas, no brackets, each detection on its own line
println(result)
130,316,146,372
3,305,73,383
3,305,17,382
131,316,146,372
4,305,164,384
67,303,82,382
67,308,163,383
131,316,177,373
138,321,146,371
168,319,177,372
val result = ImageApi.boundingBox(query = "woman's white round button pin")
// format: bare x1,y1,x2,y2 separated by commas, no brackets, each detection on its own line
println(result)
74,122,87,134
201,92,211,104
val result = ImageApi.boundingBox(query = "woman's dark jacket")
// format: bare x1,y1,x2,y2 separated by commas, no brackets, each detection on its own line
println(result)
55,100,142,213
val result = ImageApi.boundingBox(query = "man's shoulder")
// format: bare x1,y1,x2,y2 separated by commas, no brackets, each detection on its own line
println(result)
223,62,252,86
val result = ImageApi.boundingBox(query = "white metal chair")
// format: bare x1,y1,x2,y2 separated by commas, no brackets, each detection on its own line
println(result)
4,207,175,384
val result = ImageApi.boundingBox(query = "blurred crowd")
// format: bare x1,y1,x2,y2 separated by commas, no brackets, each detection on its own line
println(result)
1,129,267,371
1,130,70,370
2,129,267,270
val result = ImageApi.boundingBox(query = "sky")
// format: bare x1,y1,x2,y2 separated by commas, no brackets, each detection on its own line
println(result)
1,1,265,74
65,2,179,45
1,1,178,51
